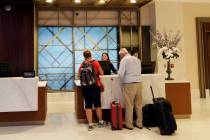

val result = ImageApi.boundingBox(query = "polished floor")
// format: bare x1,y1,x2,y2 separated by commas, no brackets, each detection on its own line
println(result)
0,91,210,140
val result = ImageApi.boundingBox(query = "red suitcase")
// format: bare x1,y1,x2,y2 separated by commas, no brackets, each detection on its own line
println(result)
111,101,123,130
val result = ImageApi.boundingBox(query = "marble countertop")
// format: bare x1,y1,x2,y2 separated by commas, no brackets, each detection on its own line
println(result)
75,73,164,86
0,77,39,112
165,80,190,83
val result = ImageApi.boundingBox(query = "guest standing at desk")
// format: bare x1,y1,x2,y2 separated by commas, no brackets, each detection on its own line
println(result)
78,50,105,131
118,48,143,130
100,53,117,75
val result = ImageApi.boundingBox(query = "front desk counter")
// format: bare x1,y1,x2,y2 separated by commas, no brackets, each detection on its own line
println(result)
0,77,47,126
75,74,165,123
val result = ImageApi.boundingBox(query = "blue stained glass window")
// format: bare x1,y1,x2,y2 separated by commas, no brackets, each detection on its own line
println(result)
38,26,118,91
38,27,73,91
74,27,118,76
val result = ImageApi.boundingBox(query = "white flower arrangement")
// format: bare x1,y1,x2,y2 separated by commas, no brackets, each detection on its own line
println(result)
150,30,182,60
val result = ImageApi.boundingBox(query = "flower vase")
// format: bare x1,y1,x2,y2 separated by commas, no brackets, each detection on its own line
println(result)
166,59,174,80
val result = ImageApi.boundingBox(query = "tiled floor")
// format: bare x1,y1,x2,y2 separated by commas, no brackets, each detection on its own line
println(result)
0,91,210,140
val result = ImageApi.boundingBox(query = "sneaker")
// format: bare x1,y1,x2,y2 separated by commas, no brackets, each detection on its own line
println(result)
88,125,94,131
98,121,106,128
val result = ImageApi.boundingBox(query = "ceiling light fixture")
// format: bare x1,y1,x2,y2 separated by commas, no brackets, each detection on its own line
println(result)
74,0,81,4
130,0,136,4
99,0,105,4
46,0,55,3
5,5,11,11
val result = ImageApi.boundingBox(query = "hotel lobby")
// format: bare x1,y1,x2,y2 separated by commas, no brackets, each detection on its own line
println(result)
1,0,210,139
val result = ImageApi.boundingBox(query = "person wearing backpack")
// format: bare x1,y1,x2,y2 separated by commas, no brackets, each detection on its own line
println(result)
78,49,105,131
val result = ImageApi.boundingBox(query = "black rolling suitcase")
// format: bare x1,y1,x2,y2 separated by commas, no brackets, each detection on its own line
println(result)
142,103,158,127
150,86,177,135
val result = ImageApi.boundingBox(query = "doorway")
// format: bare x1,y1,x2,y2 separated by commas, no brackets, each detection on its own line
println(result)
196,18,210,98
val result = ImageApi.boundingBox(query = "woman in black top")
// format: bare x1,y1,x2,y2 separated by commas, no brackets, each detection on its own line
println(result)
101,53,117,75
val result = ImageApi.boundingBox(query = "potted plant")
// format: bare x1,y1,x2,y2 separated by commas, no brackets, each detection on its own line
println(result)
150,30,182,80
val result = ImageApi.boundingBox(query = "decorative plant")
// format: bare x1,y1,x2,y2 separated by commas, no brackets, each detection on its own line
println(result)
150,30,182,60
150,30,182,80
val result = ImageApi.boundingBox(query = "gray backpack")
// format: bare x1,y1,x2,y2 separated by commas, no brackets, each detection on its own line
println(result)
80,60,97,86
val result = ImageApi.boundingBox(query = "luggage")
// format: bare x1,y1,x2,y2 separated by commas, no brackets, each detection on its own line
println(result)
150,86,177,135
111,101,123,130
142,103,158,127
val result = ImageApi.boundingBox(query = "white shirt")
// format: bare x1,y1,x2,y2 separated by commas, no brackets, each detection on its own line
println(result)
118,54,142,84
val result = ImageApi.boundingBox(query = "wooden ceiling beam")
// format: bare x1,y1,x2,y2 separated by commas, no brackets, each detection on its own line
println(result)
36,5,140,11
34,0,152,8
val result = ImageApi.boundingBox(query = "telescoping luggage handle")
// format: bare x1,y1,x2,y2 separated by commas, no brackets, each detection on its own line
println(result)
150,86,155,100
111,77,121,104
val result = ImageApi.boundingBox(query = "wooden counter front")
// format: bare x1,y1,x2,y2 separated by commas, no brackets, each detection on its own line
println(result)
74,84,86,123
165,81,192,118
74,85,118,123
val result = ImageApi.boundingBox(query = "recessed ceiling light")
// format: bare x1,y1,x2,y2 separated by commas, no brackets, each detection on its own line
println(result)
74,0,81,4
46,0,55,3
5,5,11,11
99,0,105,4
130,0,136,4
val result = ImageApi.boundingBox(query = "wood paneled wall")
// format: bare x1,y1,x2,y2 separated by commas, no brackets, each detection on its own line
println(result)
0,2,34,76
203,23,210,89
141,26,151,62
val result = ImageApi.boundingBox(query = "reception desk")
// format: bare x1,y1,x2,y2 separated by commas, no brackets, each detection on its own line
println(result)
0,77,47,125
74,74,165,122
0,77,38,112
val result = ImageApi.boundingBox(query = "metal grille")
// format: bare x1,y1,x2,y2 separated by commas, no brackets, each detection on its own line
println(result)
38,26,118,91
74,27,118,78
38,27,74,91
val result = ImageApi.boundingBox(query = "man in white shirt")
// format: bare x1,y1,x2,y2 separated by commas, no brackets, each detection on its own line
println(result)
118,48,142,130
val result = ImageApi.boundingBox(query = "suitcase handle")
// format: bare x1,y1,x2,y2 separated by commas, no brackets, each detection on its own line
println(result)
150,86,155,100
111,77,121,103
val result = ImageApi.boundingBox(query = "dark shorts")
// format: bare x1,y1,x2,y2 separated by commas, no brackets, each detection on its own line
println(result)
81,84,101,109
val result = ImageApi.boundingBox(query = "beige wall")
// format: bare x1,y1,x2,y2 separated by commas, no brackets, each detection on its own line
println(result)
155,1,187,82
183,2,210,89
141,1,156,28
140,1,157,62
141,0,210,90
141,1,187,82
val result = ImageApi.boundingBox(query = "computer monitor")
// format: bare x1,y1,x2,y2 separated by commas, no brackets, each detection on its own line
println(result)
23,70,35,78
141,61,156,74
0,63,12,77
